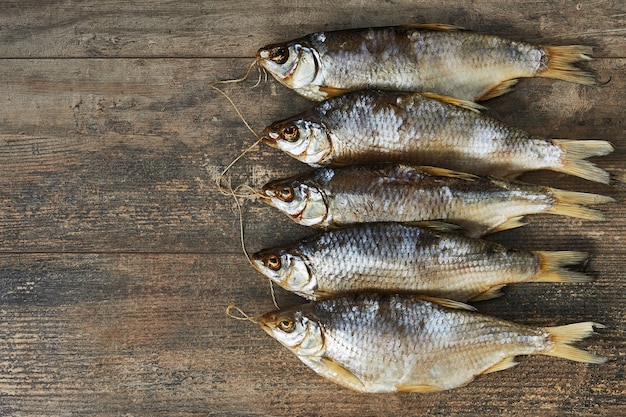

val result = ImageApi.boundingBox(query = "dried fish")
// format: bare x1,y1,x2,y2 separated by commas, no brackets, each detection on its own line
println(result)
262,90,612,183
251,222,591,301
256,24,597,101
260,164,613,236
259,294,606,393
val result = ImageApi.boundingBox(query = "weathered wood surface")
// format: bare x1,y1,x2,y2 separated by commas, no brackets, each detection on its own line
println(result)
0,1,624,416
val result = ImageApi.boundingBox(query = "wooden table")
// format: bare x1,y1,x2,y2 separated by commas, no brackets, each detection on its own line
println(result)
1,1,624,415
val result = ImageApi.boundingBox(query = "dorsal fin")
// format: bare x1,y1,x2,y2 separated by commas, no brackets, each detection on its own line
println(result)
400,23,466,32
418,296,477,311
419,166,480,180
420,92,486,113
407,221,463,233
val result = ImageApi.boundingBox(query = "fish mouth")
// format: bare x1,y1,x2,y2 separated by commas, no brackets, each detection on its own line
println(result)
256,48,269,60
257,312,279,334
260,134,279,149
256,44,290,68
258,185,275,202
256,45,277,61
258,195,273,206
258,321,275,338
249,252,265,272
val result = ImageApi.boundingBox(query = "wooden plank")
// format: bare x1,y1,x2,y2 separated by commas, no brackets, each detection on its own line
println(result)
0,0,624,58
0,1,624,415
0,253,623,416
0,58,623,253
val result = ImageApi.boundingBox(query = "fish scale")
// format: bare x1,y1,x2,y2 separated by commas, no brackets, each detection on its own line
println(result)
260,164,610,236
257,25,596,102
261,90,612,183
239,25,612,394
251,222,591,302
258,294,606,393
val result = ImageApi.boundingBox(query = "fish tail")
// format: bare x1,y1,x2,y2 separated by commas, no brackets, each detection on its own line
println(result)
532,251,592,283
540,45,597,85
551,140,614,184
547,188,615,221
543,322,607,364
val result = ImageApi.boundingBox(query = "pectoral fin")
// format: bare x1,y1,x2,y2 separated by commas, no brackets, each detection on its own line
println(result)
320,357,365,389
304,289,335,300
319,85,351,99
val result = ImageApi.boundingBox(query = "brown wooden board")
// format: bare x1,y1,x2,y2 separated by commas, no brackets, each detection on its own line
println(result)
0,1,624,416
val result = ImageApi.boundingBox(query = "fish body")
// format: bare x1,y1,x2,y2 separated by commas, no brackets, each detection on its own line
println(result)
256,25,596,101
252,222,590,301
262,90,612,183
259,294,605,393
260,164,612,236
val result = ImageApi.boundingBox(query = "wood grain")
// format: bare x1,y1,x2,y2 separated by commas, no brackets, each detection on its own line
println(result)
1,1,625,58
0,1,624,416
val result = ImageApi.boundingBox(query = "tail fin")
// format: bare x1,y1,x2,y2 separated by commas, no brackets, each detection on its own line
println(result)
547,188,615,221
532,251,591,283
552,140,614,184
542,322,607,364
540,46,597,85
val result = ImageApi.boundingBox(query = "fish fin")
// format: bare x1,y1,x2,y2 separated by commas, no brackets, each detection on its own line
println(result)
318,85,351,99
306,290,335,300
418,296,477,311
549,188,615,206
320,357,365,389
468,285,506,302
540,45,597,86
547,189,614,221
419,92,486,113
419,166,480,180
546,204,607,221
533,251,592,283
477,79,519,101
503,172,523,180
395,383,443,393
487,216,527,235
408,221,464,233
551,140,614,184
542,322,607,364
400,23,465,32
482,356,518,374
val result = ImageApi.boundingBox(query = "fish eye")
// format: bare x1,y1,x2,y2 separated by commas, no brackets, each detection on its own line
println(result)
282,126,299,141
269,46,288,65
265,254,281,270
279,186,294,202
278,318,296,333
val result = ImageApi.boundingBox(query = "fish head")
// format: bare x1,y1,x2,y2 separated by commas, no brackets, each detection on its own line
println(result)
257,41,321,90
260,176,330,227
262,117,332,165
259,306,324,356
251,248,316,298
